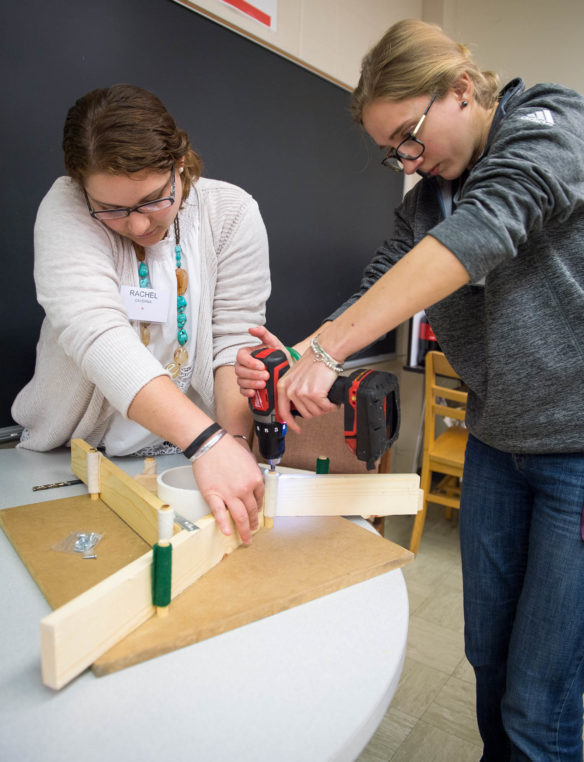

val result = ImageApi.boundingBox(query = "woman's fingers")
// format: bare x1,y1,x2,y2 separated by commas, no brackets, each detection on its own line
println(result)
247,325,287,350
276,354,338,424
193,436,264,544
235,327,292,397
204,493,234,537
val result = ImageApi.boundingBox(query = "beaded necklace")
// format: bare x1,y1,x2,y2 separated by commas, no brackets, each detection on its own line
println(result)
133,216,189,379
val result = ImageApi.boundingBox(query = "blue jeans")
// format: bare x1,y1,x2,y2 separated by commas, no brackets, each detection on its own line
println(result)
459,434,584,761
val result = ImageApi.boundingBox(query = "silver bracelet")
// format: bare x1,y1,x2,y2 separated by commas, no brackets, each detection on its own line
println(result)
189,429,227,461
310,336,344,374
233,434,249,442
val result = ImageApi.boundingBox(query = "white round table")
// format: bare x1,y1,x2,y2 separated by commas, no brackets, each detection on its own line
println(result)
0,447,409,762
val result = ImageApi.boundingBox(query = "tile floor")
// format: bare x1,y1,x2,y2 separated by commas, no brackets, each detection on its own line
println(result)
357,504,483,762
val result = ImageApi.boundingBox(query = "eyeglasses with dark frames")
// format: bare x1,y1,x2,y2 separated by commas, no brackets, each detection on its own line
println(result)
84,166,175,220
381,95,437,172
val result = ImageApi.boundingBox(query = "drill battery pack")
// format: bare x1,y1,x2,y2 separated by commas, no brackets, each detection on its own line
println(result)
328,369,400,470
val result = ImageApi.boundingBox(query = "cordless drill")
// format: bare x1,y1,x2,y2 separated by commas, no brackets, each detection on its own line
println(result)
249,347,400,471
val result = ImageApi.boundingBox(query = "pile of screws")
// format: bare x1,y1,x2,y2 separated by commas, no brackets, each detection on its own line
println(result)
74,532,101,559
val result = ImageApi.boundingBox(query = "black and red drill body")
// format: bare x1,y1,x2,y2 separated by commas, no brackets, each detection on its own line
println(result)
249,347,400,470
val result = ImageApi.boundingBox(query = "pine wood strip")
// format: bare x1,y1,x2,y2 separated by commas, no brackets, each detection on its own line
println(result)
169,514,243,598
266,473,423,518
40,548,154,689
40,512,244,690
70,439,175,545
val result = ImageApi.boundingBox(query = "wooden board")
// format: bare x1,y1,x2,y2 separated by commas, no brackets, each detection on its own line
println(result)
0,495,150,609
269,473,423,517
71,439,175,545
93,515,413,676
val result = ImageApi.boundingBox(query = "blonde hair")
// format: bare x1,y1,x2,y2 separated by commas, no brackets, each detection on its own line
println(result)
63,84,202,202
351,19,500,122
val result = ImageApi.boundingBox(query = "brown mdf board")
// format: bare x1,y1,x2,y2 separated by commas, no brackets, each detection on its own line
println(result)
93,515,413,677
0,494,150,609
1,477,413,684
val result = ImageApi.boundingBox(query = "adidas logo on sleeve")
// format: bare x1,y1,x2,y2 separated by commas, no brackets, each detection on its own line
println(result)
520,108,555,125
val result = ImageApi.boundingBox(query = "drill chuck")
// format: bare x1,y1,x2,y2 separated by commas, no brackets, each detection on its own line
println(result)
252,419,287,468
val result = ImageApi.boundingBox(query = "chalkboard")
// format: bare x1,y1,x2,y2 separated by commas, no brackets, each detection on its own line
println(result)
0,0,401,428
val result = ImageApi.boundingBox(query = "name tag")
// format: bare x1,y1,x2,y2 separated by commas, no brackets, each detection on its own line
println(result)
120,285,170,323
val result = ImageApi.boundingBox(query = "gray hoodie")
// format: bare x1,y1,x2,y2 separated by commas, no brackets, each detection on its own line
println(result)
330,80,584,453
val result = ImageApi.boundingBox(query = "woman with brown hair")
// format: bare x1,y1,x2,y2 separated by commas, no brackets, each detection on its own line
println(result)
13,84,270,544
236,19,584,760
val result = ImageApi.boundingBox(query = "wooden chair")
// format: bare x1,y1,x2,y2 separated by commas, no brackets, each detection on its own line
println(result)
409,351,468,554
252,404,391,535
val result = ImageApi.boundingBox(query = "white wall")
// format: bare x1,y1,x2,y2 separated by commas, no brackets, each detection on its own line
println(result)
429,0,584,93
173,0,422,89
182,0,584,96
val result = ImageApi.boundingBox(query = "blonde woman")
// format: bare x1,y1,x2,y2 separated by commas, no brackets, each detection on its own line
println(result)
236,19,584,760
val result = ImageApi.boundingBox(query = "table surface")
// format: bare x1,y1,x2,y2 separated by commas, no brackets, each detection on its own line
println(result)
0,446,409,762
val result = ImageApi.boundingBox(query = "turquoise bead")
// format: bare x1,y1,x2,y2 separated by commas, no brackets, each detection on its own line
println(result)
177,312,187,328
177,329,188,346
138,261,150,288
177,295,187,311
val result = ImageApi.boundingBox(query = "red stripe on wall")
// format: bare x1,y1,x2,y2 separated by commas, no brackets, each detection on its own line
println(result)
222,0,271,27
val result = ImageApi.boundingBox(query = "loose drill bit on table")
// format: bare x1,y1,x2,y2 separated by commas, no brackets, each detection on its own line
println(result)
32,479,83,491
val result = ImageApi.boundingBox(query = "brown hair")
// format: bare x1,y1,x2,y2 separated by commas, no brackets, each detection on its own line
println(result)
351,19,500,123
62,84,202,200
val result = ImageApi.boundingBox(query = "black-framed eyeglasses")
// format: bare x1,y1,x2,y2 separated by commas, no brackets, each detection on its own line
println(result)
84,166,175,220
382,95,437,172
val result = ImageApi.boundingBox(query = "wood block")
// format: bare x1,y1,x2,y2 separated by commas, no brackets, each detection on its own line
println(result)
133,472,159,494
267,473,423,518
92,516,414,676
133,458,159,494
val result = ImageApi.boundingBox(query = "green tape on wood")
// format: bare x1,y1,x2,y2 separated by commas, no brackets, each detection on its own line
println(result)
152,543,172,607
316,456,330,474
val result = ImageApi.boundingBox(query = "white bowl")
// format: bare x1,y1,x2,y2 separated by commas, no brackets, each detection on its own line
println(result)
157,466,211,522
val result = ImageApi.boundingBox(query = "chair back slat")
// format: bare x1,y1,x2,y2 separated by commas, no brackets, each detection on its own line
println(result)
411,350,469,554
432,403,466,421
431,384,468,405
431,351,459,378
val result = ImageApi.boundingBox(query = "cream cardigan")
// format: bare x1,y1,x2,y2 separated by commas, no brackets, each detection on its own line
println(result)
12,176,270,451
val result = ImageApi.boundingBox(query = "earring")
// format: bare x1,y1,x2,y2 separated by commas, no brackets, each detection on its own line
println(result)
179,167,184,174
461,100,468,108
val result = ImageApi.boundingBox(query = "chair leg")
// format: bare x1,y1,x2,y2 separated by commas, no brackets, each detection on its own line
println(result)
371,516,385,536
409,498,428,555
410,457,432,554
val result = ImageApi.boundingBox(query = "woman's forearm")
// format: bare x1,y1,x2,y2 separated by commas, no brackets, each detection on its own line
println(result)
318,236,469,362
127,374,214,449
214,364,254,438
